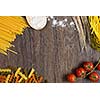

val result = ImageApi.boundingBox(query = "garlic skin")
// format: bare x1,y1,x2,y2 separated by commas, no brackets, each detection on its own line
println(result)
26,16,47,30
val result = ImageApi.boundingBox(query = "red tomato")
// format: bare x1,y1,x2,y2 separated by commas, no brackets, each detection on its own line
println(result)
67,74,76,83
97,64,100,71
83,62,94,72
76,67,86,78
89,72,99,82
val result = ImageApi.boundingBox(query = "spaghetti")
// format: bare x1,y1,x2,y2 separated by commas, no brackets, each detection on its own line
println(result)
88,16,100,51
0,16,28,55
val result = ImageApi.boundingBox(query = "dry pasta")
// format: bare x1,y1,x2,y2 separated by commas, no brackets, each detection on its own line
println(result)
0,68,11,73
88,16,100,51
0,67,44,83
0,16,28,55
5,74,11,83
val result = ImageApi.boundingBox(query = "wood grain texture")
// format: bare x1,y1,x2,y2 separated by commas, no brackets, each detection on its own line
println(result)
0,16,100,83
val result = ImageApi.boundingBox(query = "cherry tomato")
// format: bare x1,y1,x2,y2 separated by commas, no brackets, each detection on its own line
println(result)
76,67,86,78
97,64,100,71
67,74,76,83
83,62,94,72
89,72,99,82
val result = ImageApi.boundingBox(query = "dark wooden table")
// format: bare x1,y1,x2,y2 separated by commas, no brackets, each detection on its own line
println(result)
0,16,100,83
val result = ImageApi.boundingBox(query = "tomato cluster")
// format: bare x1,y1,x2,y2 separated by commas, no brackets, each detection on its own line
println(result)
67,61,100,83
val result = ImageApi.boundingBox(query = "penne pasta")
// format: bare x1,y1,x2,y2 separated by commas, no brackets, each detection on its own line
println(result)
18,77,23,83
0,67,44,83
5,74,11,83
28,68,35,78
15,75,20,83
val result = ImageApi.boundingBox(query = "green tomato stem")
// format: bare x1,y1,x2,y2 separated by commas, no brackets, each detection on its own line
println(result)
85,58,100,78
76,58,100,81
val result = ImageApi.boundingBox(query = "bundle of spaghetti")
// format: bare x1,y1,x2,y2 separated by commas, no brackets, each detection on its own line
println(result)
88,16,100,51
0,16,29,55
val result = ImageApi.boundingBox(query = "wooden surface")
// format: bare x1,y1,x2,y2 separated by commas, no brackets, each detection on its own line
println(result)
0,16,100,83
